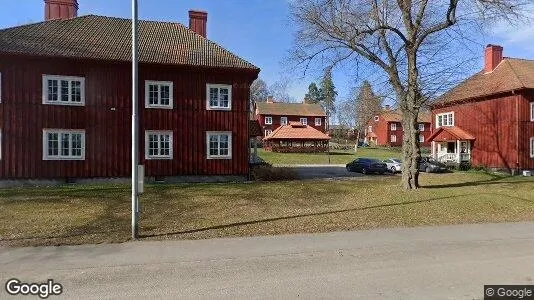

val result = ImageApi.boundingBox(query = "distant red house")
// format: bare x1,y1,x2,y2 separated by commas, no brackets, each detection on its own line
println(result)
429,44,534,173
254,97,327,138
364,107,431,147
0,0,260,181
263,122,330,153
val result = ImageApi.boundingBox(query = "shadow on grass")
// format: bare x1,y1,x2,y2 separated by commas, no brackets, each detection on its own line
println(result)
421,173,525,189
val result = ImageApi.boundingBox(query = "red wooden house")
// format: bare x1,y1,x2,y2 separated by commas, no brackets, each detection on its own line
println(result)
364,107,431,147
0,0,260,182
254,96,327,138
429,44,534,173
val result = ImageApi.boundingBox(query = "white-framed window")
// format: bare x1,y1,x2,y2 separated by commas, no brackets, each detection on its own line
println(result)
265,116,273,125
530,102,534,122
42,75,85,106
531,137,534,158
145,81,173,109
374,116,379,122
436,112,454,128
145,131,173,159
419,134,424,143
206,84,232,110
265,129,272,137
368,125,372,133
390,135,397,142
206,131,232,159
42,129,85,160
315,118,322,126
280,116,287,125
300,118,308,125
419,123,425,131
391,123,397,131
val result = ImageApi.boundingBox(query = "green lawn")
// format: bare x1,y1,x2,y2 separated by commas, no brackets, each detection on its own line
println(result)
257,147,402,165
1,172,533,247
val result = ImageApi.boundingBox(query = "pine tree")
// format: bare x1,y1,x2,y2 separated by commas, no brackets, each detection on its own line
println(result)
304,83,322,104
319,67,337,129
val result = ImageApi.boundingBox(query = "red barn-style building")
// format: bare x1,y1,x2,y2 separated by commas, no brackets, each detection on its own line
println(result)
429,45,534,173
254,97,327,138
364,107,431,147
0,1,260,182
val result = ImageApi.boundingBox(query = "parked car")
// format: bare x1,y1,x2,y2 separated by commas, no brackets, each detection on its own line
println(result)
346,158,388,174
418,157,448,173
383,158,402,173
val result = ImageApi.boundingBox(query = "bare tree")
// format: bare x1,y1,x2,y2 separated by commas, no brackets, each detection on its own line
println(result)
250,78,269,104
289,0,525,189
269,79,296,103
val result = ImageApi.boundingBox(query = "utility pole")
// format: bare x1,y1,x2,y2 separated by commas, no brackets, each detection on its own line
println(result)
131,0,139,239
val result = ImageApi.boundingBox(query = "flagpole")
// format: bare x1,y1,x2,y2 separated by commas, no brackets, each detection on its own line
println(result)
131,0,139,239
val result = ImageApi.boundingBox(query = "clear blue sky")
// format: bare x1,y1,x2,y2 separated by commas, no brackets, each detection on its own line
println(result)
1,1,533,106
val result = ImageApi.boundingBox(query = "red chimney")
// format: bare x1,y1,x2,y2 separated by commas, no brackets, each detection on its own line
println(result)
189,10,208,38
44,0,78,20
484,44,503,73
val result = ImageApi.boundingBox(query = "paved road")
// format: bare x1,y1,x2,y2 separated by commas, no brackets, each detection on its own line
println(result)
276,164,392,180
1,222,534,299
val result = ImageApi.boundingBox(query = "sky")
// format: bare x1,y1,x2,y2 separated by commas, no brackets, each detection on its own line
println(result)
1,0,534,107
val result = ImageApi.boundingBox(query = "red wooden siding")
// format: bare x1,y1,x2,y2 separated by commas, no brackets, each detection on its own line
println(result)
0,54,256,179
367,118,431,147
257,114,326,136
431,91,534,170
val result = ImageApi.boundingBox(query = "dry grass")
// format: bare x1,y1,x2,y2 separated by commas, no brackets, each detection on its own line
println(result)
0,172,533,247
258,147,401,165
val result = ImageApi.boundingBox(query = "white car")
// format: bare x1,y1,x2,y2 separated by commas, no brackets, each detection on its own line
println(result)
383,158,402,173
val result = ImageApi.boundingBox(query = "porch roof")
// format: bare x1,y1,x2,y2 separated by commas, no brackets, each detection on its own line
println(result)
263,122,331,141
428,126,475,142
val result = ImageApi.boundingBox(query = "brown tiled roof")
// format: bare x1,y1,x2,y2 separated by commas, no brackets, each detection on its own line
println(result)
433,58,534,106
428,126,475,142
0,15,259,70
256,102,326,117
378,110,431,123
263,122,330,141
249,120,262,137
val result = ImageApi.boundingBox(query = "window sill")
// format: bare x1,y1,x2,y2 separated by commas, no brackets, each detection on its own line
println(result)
43,157,85,161
145,156,173,160
146,105,173,109
207,156,232,160
207,107,232,111
43,101,85,106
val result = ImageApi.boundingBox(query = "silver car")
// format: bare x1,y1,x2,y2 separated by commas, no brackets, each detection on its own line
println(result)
383,158,402,173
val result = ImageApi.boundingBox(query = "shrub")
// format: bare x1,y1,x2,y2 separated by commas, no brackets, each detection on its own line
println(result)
472,164,487,171
251,166,298,181
458,162,471,171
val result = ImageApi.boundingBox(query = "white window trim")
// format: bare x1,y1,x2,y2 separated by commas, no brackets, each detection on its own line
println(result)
300,118,308,125
42,129,86,160
145,80,173,109
374,116,379,122
265,129,272,137
42,75,85,106
530,102,534,122
265,116,273,125
419,134,425,142
419,123,425,131
145,130,173,160
206,131,232,159
280,116,287,125
530,137,534,158
391,123,397,131
315,118,322,126
206,84,232,111
436,112,454,128
368,125,372,133
390,135,397,142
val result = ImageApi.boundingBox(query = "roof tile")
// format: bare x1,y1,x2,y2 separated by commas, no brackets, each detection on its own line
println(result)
264,123,330,140
256,102,326,117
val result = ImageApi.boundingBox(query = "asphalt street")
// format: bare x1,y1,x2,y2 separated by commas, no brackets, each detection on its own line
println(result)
1,222,534,299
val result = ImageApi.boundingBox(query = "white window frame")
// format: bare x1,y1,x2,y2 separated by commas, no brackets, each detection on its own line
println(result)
419,123,425,131
206,84,232,110
390,135,397,143
206,131,232,159
145,80,173,109
374,116,379,122
315,118,322,126
42,75,85,106
531,137,534,158
280,116,288,125
42,129,86,160
436,112,454,128
391,123,397,131
530,102,534,122
368,125,372,133
265,116,273,125
300,118,308,125
145,131,173,160
265,129,272,137
419,134,424,143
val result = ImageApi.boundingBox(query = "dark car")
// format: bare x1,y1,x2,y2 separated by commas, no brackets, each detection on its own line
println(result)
418,157,448,173
346,158,388,174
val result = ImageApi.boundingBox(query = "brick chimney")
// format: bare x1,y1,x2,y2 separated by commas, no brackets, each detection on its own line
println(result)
44,0,78,20
484,44,503,73
266,96,274,103
189,10,207,38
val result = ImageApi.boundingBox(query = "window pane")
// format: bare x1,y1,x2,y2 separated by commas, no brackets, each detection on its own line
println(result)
71,81,81,102
160,85,170,106
148,134,158,156
61,133,70,156
160,135,170,156
219,88,229,107
209,88,219,107
48,80,58,101
149,85,159,105
48,133,58,156
60,80,69,102
71,134,82,156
